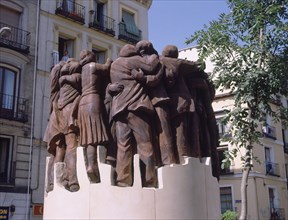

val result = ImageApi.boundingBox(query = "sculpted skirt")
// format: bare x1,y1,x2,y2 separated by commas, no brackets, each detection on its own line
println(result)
78,94,109,146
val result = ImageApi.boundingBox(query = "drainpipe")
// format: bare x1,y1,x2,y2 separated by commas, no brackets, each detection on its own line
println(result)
25,0,40,219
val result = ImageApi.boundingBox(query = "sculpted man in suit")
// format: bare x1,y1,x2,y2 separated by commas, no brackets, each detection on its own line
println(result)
110,44,159,187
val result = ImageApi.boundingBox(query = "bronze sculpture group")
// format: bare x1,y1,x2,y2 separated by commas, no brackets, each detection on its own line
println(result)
44,41,220,192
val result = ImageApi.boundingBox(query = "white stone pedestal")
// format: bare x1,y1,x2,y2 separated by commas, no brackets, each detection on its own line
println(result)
43,146,220,219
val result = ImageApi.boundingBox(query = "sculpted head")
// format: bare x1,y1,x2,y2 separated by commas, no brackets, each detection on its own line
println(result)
80,50,96,66
162,45,178,58
119,44,138,57
51,61,66,74
136,40,158,56
61,58,81,75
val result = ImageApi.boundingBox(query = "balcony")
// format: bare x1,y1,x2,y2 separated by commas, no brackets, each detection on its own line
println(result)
118,22,142,45
55,0,85,24
262,125,276,139
220,167,234,176
0,22,30,54
89,11,115,37
0,162,15,186
271,208,285,220
284,143,288,154
0,93,29,123
285,163,288,189
265,161,280,177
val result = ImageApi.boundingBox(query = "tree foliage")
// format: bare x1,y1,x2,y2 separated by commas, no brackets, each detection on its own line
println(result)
186,0,288,160
186,1,288,219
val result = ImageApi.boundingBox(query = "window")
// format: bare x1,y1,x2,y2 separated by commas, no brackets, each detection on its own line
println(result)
93,0,105,25
220,187,233,214
216,118,230,138
92,48,106,64
285,163,288,188
0,5,20,27
58,0,75,14
0,136,13,184
58,36,74,62
0,66,17,114
282,129,288,153
218,147,232,175
89,0,114,35
265,147,273,174
0,3,30,53
265,147,271,162
56,0,85,24
122,10,139,36
265,147,280,176
262,114,276,139
268,188,278,212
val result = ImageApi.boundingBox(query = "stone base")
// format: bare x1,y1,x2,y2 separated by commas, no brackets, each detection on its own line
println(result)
43,146,220,219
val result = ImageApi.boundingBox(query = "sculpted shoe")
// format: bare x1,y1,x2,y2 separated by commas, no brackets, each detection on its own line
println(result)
68,183,80,192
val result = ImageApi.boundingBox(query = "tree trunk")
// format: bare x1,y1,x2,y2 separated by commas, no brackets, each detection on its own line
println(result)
239,167,251,220
239,146,252,220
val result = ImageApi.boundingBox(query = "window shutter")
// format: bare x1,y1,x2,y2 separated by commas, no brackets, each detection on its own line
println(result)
122,10,139,36
0,6,20,27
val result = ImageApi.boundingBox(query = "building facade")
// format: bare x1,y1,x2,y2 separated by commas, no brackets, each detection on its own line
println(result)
179,47,288,220
0,0,42,219
0,0,152,219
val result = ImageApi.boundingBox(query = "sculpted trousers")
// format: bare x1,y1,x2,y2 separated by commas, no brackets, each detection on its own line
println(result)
115,111,156,187
172,112,190,163
155,105,176,165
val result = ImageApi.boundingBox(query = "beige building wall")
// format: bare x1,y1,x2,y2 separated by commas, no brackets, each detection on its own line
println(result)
179,47,288,220
0,0,43,219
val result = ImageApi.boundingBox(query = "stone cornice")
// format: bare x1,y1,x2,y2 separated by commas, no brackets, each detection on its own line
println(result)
134,0,153,9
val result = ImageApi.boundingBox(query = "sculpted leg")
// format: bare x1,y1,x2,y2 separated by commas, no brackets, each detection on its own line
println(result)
155,105,176,165
46,142,66,192
115,117,133,187
64,132,79,192
173,113,190,164
128,112,157,187
105,122,117,167
190,112,201,158
46,155,55,193
85,144,100,183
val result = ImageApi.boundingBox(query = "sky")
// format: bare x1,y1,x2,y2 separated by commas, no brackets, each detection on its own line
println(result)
148,0,230,53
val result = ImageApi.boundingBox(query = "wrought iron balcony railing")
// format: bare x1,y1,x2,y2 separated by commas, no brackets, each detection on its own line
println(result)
271,208,285,220
56,0,85,24
284,143,288,154
0,22,30,54
89,10,115,36
0,162,15,186
118,22,142,45
220,167,234,175
265,161,280,177
262,125,276,139
0,93,29,122
285,163,288,189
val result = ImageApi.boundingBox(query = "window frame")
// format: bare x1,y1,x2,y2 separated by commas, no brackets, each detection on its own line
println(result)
0,64,20,117
0,135,14,185
216,117,230,138
217,146,233,175
92,47,106,64
267,186,279,211
219,185,235,214
58,35,75,62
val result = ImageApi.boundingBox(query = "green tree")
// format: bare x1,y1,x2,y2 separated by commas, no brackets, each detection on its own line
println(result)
186,1,288,219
